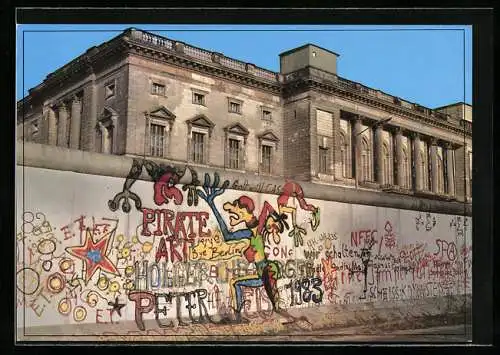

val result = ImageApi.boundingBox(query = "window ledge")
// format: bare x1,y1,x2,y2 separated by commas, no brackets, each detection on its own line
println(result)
382,186,414,196
317,173,335,183
358,181,380,189
336,177,356,186
187,161,212,169
258,172,277,177
225,167,246,174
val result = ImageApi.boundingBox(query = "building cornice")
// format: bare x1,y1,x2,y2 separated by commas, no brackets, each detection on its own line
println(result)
124,31,281,94
283,66,471,138
19,28,472,139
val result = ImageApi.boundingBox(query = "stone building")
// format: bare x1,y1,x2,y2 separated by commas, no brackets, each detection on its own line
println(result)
17,28,472,203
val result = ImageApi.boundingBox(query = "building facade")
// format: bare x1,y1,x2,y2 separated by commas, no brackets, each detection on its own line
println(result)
17,28,472,203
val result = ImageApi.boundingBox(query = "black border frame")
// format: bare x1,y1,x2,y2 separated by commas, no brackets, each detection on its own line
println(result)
2,5,495,352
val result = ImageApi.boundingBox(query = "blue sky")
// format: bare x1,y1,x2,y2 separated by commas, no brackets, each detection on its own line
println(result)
16,25,472,108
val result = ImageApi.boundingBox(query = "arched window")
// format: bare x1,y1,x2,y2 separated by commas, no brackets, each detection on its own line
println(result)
339,133,347,178
361,138,370,182
382,143,390,185
401,148,409,188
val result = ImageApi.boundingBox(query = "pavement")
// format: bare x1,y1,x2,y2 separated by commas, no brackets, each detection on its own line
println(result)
16,295,472,343
292,325,472,343
17,320,472,343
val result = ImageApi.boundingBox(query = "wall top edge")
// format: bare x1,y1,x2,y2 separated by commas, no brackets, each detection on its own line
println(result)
16,141,472,217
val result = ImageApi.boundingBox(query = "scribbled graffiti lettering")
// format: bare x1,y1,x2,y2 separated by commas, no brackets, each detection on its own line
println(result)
141,208,210,239
17,162,472,336
154,236,191,263
433,239,457,261
285,277,323,306
350,229,377,248
128,289,213,330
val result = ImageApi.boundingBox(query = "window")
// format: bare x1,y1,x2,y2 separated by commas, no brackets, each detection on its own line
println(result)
150,124,165,157
401,149,409,188
191,132,205,164
96,108,116,154
228,100,242,114
468,151,472,197
187,114,215,165
319,147,328,174
393,137,398,184
361,139,370,182
258,131,278,175
339,134,347,178
410,139,416,188
427,145,432,190
443,151,449,193
95,127,102,153
420,151,427,190
31,120,39,138
261,145,272,174
193,92,205,105
151,82,165,96
66,110,71,147
96,124,114,154
262,109,272,121
106,125,114,154
105,82,116,99
228,139,240,169
437,156,444,194
383,144,390,185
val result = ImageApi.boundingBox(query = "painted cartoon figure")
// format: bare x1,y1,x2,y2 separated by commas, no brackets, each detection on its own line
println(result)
278,181,320,247
197,173,319,323
196,173,290,322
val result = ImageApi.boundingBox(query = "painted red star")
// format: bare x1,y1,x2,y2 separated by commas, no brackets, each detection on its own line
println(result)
65,228,120,284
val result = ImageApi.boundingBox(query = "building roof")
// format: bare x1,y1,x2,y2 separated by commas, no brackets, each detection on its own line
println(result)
19,28,471,131
434,102,472,110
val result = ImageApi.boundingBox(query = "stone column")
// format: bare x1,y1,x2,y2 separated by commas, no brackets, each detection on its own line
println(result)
395,128,404,187
446,142,455,196
412,132,422,190
56,103,68,147
375,124,384,184
430,138,438,193
353,117,362,184
47,106,57,145
69,96,82,149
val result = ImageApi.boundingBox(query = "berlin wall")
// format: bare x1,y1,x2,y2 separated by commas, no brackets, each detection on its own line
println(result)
16,143,472,341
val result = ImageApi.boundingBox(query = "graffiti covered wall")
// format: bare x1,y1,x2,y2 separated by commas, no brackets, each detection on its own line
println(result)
16,159,472,339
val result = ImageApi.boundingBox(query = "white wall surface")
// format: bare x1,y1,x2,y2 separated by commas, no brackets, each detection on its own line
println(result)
16,165,472,331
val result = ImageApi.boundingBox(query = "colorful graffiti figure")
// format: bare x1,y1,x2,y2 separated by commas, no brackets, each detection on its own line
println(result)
278,181,320,247
195,173,277,322
196,173,317,323
108,159,200,212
